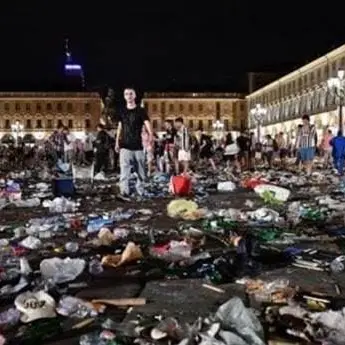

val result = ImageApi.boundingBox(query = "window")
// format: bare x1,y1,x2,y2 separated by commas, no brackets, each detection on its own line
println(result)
25,103,31,112
152,119,158,129
310,72,315,84
317,68,321,82
47,119,53,129
198,104,203,112
188,120,193,129
68,119,73,128
324,65,329,78
67,103,73,112
198,120,203,130
208,120,212,129
57,119,63,127
5,119,10,129
160,102,166,113
36,119,42,128
232,103,236,112
224,119,229,131
169,104,174,112
188,104,193,112
26,119,32,128
15,103,20,112
241,120,246,130
179,104,184,112
46,103,52,111
36,103,41,112
84,103,91,112
240,103,245,111
85,119,91,129
341,57,345,68
332,61,336,73
4,103,9,112
152,104,157,112
303,75,307,85
57,103,62,112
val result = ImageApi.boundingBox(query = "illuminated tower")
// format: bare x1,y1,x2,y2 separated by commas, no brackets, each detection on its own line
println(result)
64,38,85,89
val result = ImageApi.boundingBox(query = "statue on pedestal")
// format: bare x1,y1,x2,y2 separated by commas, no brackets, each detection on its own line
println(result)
102,88,116,128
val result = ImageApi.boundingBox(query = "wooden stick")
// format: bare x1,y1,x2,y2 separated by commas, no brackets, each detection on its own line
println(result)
91,298,146,306
72,318,95,329
202,284,225,293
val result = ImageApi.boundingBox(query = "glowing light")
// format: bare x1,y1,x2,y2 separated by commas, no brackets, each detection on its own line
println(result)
65,64,82,70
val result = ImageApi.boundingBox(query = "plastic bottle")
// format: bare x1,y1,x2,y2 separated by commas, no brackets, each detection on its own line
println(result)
89,258,104,275
65,242,79,253
330,257,345,273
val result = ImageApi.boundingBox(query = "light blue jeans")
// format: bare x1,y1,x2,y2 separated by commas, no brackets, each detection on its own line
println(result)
119,149,146,195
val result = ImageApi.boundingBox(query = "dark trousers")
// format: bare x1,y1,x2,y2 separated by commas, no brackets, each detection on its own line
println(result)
94,150,109,174
85,151,94,164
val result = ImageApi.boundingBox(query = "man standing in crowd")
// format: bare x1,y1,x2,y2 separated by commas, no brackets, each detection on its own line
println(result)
94,124,110,174
295,115,317,176
83,130,94,164
236,130,250,169
174,117,190,174
330,131,345,175
115,87,153,198
164,120,177,174
321,129,333,169
63,127,75,163
50,124,67,162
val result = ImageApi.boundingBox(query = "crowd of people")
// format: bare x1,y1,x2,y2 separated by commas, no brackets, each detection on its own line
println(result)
1,89,345,195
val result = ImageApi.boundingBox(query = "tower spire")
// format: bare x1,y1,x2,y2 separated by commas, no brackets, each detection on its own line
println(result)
63,38,86,89
65,38,72,63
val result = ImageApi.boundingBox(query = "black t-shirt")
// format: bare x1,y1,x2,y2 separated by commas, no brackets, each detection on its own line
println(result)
119,106,149,150
237,135,250,152
200,134,212,148
165,128,176,145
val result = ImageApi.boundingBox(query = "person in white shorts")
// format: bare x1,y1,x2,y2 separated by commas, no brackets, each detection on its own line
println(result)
174,117,191,174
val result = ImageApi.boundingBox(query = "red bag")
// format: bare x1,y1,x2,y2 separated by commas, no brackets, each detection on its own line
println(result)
241,177,267,190
169,175,192,196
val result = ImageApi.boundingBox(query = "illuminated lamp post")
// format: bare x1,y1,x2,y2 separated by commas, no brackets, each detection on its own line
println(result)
212,120,224,146
250,104,267,143
11,121,24,147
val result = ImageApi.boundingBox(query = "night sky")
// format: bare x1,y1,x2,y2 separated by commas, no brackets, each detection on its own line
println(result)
1,1,345,93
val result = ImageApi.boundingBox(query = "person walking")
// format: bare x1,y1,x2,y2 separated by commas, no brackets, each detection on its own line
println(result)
321,129,333,169
174,117,191,174
94,124,110,174
330,131,345,175
115,88,153,198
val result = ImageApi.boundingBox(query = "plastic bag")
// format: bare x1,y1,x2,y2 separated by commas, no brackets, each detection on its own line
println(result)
215,297,265,345
217,181,236,192
40,257,86,284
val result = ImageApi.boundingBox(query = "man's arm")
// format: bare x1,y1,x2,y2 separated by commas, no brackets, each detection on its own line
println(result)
115,122,122,149
144,120,153,141
142,109,153,142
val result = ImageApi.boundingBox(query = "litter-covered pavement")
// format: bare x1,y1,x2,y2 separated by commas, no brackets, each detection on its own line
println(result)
2,164,345,344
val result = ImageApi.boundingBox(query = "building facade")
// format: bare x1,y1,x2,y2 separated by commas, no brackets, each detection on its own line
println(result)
0,92,102,142
246,44,345,142
142,92,247,133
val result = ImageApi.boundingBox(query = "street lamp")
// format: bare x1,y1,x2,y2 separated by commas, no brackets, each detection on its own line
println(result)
250,104,267,143
327,69,345,133
212,120,224,145
11,121,24,146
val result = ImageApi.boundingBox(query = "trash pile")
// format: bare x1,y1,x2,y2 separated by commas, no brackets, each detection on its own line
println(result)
0,167,345,344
